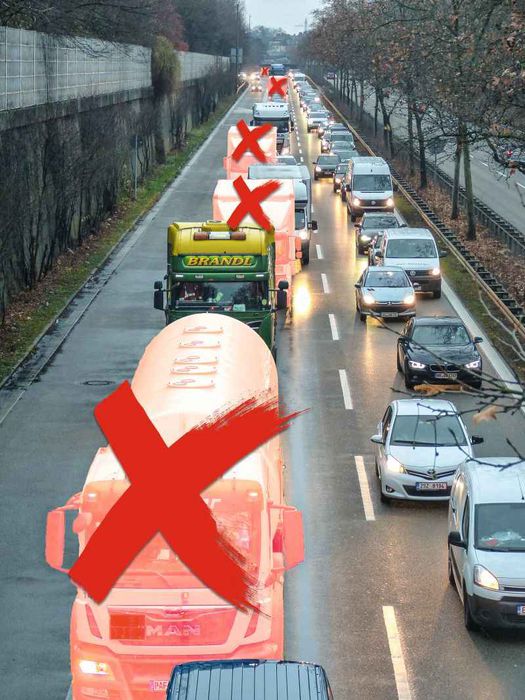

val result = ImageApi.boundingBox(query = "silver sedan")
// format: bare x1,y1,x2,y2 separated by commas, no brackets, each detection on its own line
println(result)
354,266,418,322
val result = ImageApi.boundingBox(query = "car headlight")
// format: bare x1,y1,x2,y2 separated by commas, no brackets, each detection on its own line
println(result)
79,660,112,676
299,229,309,240
403,293,416,305
408,360,426,369
474,564,499,591
315,165,322,172
362,292,375,305
430,267,441,276
386,455,406,474
352,197,361,206
335,177,341,183
386,197,394,207
359,234,371,242
465,358,481,369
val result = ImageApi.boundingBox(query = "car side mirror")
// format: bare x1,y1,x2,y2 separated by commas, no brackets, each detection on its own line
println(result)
400,223,408,227
370,434,384,445
439,249,448,258
412,282,421,290
375,251,383,258
354,283,361,289
473,336,483,344
311,219,318,231
471,435,484,445
278,279,289,291
345,184,351,191
448,531,466,549
154,289,164,311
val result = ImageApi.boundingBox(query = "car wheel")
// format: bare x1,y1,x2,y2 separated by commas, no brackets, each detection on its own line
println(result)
404,363,415,389
357,245,364,255
359,311,367,323
463,587,479,631
341,190,346,202
396,349,402,372
302,247,310,265
380,489,391,504
448,548,456,588
433,289,442,299
314,173,318,180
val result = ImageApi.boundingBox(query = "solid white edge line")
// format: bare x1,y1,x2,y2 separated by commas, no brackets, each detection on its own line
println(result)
382,606,412,700
321,273,330,293
355,456,376,521
338,369,353,410
328,313,339,340
316,244,324,260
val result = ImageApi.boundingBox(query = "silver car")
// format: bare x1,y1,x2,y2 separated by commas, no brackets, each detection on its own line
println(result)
370,399,481,503
354,266,417,322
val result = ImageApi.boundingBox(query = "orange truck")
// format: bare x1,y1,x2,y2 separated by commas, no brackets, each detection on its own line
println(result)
212,179,297,308
45,314,304,700
223,124,277,179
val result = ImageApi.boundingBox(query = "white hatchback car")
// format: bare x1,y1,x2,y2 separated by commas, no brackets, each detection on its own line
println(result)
370,399,483,503
448,459,525,630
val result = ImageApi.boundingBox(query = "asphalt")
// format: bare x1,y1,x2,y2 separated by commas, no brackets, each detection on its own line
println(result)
0,82,524,700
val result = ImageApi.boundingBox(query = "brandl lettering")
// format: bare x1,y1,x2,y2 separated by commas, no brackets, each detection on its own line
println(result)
232,256,244,265
186,256,199,266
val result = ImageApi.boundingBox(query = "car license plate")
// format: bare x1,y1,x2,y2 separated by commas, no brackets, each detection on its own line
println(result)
517,605,525,616
415,482,448,491
381,312,398,317
149,680,169,693
435,372,458,379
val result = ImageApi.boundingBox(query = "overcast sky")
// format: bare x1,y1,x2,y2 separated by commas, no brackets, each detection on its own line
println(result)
244,0,322,33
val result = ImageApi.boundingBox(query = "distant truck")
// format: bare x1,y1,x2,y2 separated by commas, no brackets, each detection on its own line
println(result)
248,164,317,265
152,220,287,354
45,315,304,700
251,103,293,154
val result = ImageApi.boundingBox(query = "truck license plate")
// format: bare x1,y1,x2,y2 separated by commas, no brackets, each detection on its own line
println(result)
415,482,448,491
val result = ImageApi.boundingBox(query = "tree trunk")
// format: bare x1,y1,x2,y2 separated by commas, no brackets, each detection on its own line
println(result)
407,107,415,176
374,92,379,137
413,109,427,189
359,79,364,124
463,138,476,240
451,131,462,220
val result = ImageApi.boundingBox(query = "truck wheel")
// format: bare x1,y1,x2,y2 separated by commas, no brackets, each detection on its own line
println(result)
433,289,442,299
302,247,310,265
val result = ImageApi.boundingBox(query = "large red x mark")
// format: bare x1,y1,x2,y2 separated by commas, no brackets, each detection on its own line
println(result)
268,77,288,97
227,177,280,232
231,120,273,163
261,66,269,76
69,382,300,609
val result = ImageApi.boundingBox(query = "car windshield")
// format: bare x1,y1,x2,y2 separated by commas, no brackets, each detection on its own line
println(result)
363,216,398,229
412,324,470,346
390,414,468,446
335,164,347,173
295,209,306,229
173,281,268,311
475,504,525,552
332,141,351,149
333,134,354,143
364,270,409,287
386,238,437,258
353,174,391,191
318,155,339,164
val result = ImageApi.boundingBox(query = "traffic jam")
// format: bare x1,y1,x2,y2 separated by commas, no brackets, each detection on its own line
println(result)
5,64,525,700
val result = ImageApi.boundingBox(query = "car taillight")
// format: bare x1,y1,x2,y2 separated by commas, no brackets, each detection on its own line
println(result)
86,605,102,639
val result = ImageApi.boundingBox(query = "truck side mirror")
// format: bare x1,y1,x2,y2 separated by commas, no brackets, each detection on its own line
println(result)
154,285,164,311
282,508,304,570
278,280,289,290
45,510,67,572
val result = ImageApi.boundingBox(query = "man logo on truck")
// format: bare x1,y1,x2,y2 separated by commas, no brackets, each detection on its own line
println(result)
184,255,254,266
146,623,201,638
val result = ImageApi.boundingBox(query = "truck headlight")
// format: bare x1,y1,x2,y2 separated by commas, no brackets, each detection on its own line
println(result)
403,293,416,305
352,197,361,206
408,360,426,369
315,165,322,172
474,565,499,591
386,456,406,474
79,660,112,676
465,358,481,369
430,267,441,276
386,197,394,207
362,292,375,305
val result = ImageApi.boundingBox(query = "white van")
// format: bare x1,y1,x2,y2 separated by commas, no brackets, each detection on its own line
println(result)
376,228,447,298
448,459,525,631
344,157,394,221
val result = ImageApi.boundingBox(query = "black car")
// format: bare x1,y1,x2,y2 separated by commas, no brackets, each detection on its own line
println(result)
397,316,483,390
313,154,340,179
333,163,347,192
355,212,402,254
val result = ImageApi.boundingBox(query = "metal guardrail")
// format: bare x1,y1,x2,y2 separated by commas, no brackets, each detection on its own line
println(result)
307,74,525,342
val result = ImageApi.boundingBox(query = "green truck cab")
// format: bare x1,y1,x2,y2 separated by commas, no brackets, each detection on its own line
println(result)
154,220,287,355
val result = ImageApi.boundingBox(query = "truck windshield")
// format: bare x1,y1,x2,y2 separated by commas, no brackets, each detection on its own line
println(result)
386,239,437,258
295,209,306,229
475,503,525,551
173,281,268,311
352,174,391,191
253,117,289,133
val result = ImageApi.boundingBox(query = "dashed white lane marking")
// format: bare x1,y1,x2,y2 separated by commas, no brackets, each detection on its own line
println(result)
481,162,489,167
382,606,412,700
316,244,324,259
338,369,353,410
328,313,339,340
355,456,376,521
321,273,330,293
517,182,525,189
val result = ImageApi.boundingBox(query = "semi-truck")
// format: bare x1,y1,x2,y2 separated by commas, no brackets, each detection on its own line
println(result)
248,164,316,266
223,124,277,179
251,103,293,154
45,314,304,700
152,220,287,354
212,180,296,309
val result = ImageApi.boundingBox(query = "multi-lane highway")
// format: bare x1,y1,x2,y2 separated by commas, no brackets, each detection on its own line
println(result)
1,81,525,700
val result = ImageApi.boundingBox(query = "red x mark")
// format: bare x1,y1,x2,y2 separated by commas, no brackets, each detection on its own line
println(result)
268,77,288,97
227,177,280,232
261,66,269,76
69,382,300,608
231,120,273,163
